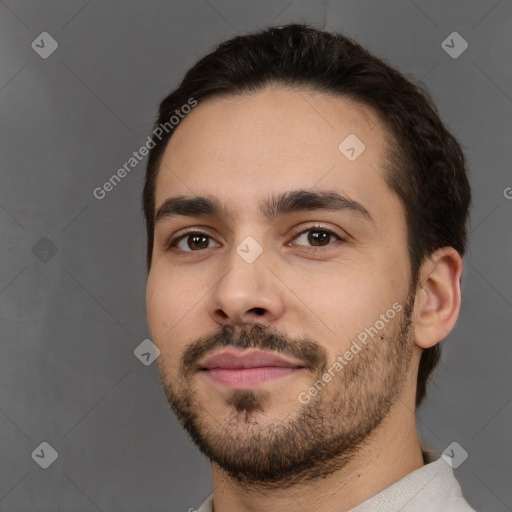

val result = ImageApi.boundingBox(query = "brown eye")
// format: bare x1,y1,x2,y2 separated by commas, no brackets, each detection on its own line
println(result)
169,232,220,252
186,234,210,250
293,228,341,248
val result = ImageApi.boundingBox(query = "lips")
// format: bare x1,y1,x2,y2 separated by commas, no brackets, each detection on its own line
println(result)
199,348,305,389
201,348,304,370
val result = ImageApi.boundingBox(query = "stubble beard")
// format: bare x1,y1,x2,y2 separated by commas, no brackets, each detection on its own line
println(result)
157,293,415,489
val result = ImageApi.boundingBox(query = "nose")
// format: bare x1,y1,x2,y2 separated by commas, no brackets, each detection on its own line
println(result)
207,242,286,327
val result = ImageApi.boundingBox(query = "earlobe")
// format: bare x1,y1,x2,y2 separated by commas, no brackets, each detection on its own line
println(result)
413,247,464,349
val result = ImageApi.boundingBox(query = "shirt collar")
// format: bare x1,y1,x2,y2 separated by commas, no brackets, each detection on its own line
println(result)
195,452,469,512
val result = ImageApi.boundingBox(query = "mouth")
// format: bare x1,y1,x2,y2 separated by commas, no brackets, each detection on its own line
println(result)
199,348,306,389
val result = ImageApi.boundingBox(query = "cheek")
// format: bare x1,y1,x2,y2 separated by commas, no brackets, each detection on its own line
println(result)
146,291,190,379
146,269,200,356
146,272,172,334
293,265,393,351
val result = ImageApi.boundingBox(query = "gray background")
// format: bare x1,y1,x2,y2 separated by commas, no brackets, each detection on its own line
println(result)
0,0,511,511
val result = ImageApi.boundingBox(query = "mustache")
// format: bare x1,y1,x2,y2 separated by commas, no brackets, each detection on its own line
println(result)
181,323,328,376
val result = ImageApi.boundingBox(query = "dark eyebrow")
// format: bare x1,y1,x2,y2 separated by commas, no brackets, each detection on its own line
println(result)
155,190,374,225
155,195,228,224
260,189,373,222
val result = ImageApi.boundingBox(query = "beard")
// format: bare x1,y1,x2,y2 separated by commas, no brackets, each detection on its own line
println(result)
156,291,415,489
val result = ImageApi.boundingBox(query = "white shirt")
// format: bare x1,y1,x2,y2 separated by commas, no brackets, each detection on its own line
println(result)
195,453,478,512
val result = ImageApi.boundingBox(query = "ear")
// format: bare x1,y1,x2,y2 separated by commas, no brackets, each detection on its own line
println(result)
413,247,464,349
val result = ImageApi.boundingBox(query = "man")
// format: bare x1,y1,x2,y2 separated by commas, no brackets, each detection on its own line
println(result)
143,24,475,511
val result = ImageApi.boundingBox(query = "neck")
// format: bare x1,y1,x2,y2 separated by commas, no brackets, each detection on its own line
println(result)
209,401,424,512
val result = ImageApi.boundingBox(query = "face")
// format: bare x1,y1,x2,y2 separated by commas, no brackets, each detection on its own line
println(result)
146,86,417,486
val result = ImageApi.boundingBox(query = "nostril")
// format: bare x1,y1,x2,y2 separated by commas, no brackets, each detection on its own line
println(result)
251,307,266,316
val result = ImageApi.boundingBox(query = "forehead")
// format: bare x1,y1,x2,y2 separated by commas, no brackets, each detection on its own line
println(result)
154,86,397,224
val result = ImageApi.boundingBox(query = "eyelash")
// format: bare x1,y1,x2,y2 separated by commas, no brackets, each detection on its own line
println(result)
166,224,345,254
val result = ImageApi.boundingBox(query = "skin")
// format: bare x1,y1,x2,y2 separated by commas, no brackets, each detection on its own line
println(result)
146,85,463,512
